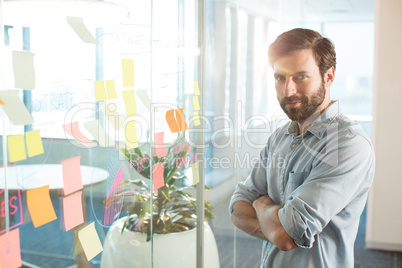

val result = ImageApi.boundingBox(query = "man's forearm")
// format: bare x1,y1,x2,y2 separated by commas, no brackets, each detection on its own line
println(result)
230,201,268,240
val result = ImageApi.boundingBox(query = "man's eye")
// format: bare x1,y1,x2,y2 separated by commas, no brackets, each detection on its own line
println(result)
298,75,307,80
275,76,284,82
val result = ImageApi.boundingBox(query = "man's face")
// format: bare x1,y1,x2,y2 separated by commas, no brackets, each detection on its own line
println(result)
273,49,329,123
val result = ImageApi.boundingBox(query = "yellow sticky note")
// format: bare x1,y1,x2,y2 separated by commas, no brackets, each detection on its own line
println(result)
7,134,27,163
78,222,103,261
122,90,137,118
27,185,57,228
193,111,200,126
193,96,200,111
194,81,200,95
25,130,44,157
125,120,138,149
94,80,107,102
105,80,118,100
121,59,135,87
191,162,200,185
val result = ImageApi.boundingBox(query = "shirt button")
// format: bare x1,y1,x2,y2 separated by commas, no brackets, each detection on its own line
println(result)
292,144,296,148
281,170,284,174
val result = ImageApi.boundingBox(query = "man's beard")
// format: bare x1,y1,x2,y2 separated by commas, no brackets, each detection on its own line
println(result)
278,82,326,123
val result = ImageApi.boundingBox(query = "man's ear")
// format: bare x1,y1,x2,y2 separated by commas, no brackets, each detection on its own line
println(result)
325,66,335,87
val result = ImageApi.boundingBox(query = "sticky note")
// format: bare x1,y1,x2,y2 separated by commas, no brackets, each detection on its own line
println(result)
193,96,200,111
78,222,103,261
175,108,189,131
125,120,138,150
121,59,135,87
191,162,200,185
152,162,165,190
0,99,4,105
154,132,167,158
0,228,22,268
94,80,107,102
166,110,180,133
66,16,98,44
193,111,201,126
62,156,83,196
194,81,200,95
122,90,137,118
62,121,97,147
107,168,123,198
105,80,118,100
84,119,114,147
101,103,125,130
27,185,57,228
13,50,35,90
25,130,44,157
7,135,27,163
63,191,84,231
0,90,34,126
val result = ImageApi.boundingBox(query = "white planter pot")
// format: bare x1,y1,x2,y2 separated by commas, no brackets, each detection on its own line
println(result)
100,217,220,268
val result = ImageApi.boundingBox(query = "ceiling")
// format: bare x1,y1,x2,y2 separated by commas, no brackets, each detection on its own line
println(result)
233,0,375,22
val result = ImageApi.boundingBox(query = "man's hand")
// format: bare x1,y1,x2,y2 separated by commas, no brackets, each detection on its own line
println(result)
231,201,268,240
252,195,298,251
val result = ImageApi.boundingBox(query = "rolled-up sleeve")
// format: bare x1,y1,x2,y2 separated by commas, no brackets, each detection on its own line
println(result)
228,143,270,215
278,131,375,248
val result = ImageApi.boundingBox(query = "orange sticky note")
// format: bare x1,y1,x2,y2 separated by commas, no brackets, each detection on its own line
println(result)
0,229,22,268
62,156,83,196
122,90,137,118
166,110,180,133
7,134,27,163
154,132,167,158
194,81,200,95
152,162,165,190
0,99,4,105
27,185,57,228
94,80,107,102
25,130,44,157
78,222,103,261
62,121,97,147
105,80,117,100
121,59,135,87
175,108,189,131
63,191,84,231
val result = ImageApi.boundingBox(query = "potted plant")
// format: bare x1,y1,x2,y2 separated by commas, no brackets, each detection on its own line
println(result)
100,137,220,268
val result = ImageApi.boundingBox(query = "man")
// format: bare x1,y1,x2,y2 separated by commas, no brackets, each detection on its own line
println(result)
229,28,375,267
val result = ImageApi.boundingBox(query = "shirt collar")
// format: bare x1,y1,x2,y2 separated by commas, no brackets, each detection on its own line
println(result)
286,100,341,139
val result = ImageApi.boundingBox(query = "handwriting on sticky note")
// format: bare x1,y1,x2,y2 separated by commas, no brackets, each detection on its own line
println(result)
125,120,138,150
7,135,27,163
0,90,34,126
62,156,83,196
193,96,200,111
84,119,114,147
107,168,123,198
122,90,137,118
94,80,107,102
121,59,135,87
27,185,57,228
153,162,165,190
13,50,35,90
0,228,22,268
101,103,125,130
191,162,200,185
63,191,84,231
25,130,44,157
155,132,167,158
194,81,200,95
62,121,97,147
105,80,118,100
78,222,103,261
66,16,98,44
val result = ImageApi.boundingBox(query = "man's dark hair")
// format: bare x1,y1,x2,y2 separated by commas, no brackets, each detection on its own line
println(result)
268,28,336,77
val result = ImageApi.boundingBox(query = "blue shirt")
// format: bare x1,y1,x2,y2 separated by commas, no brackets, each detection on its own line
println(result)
229,101,375,268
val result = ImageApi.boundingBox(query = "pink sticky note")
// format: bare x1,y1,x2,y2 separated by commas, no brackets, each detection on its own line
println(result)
62,156,83,196
0,228,22,268
62,121,97,147
152,162,165,190
154,132,167,158
63,191,84,231
107,168,123,198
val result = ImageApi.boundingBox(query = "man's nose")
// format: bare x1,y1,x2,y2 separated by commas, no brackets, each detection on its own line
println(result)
283,78,297,97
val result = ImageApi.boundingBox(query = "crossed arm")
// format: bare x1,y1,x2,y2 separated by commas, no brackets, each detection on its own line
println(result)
231,195,297,251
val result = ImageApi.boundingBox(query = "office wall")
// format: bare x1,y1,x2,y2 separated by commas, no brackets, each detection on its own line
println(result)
366,0,402,251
